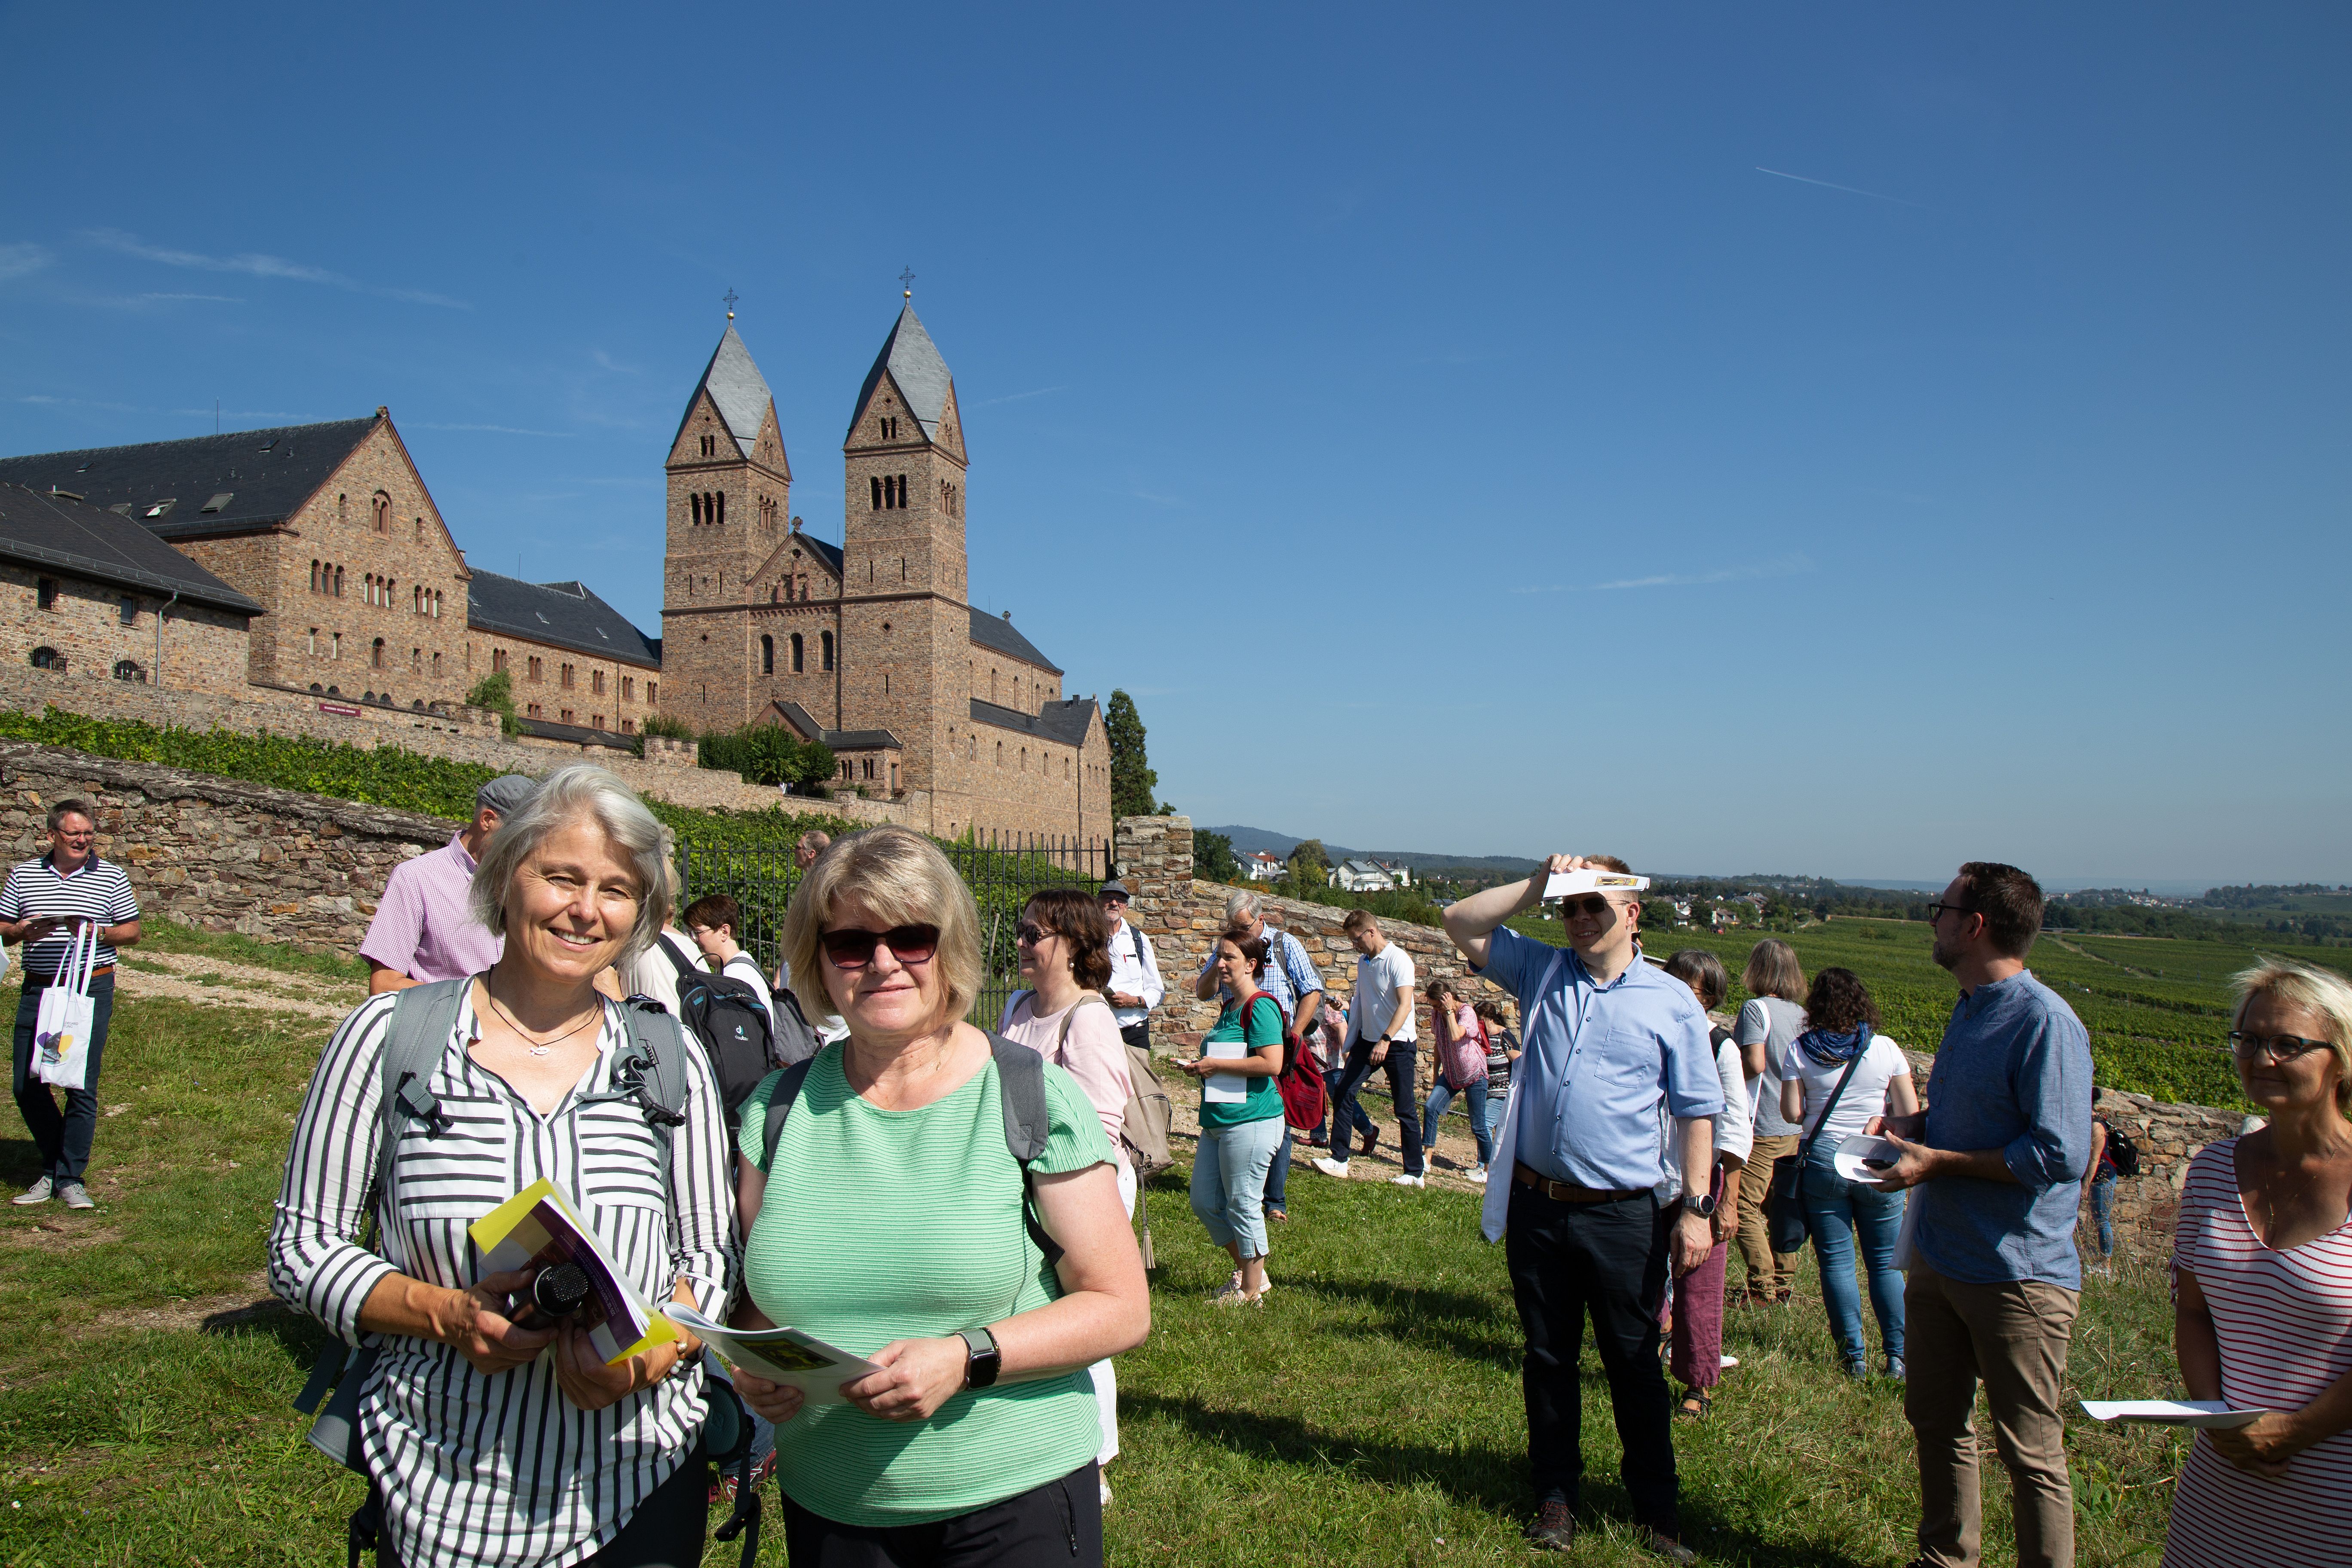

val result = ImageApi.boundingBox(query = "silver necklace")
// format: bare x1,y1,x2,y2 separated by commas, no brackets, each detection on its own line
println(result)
487,988,600,1057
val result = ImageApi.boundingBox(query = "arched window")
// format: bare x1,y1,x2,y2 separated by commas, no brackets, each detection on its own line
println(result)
690,493,702,526
413,517,424,542
372,493,390,533
310,560,319,593
371,638,386,669
334,566,344,596
798,574,808,599
761,635,774,675
592,669,604,695
492,647,507,674
411,647,423,673
714,492,724,526
995,741,1003,769
30,647,62,671
821,631,834,671
790,634,804,673
870,476,882,511
700,432,715,456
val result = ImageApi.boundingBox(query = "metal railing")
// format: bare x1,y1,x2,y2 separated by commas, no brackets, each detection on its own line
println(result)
676,830,1112,1026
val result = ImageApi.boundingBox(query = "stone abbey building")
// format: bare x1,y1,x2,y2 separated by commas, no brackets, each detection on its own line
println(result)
0,300,1109,847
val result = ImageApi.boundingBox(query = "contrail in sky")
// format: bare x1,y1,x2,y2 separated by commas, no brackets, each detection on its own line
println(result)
1755,166,1927,209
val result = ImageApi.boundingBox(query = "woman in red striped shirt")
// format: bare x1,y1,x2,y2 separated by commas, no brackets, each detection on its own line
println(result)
2164,958,2352,1568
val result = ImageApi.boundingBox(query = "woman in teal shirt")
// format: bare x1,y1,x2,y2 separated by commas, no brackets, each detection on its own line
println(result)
1178,931,1289,1304
726,827,1149,1567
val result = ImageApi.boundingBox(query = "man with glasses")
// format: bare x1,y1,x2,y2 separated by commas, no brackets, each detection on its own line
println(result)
0,801,142,1209
1867,862,2091,1568
1441,854,1721,1563
1098,880,1163,1051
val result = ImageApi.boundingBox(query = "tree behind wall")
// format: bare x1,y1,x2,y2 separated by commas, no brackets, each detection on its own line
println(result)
464,673,520,738
1105,690,1159,818
1194,830,1238,883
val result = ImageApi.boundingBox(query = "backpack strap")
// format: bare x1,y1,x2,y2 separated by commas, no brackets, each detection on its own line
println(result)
757,1058,818,1174
657,931,701,980
370,977,470,1223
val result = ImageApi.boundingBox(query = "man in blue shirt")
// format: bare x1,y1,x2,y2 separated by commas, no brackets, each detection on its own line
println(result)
1445,854,1721,1564
1868,862,2092,1568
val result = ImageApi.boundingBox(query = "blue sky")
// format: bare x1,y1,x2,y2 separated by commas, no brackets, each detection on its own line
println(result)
4,5,2347,885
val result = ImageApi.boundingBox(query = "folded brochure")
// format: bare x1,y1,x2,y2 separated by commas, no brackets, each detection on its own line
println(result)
664,1302,881,1403
2079,1400,2266,1428
470,1178,678,1366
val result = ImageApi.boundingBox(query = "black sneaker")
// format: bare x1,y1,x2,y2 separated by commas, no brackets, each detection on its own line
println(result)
1525,1500,1577,1552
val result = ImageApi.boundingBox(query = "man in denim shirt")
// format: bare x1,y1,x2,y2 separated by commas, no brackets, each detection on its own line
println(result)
1870,862,2092,1568
1446,854,1720,1564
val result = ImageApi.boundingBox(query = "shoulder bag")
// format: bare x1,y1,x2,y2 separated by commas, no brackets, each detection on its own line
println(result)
1762,1044,1865,1254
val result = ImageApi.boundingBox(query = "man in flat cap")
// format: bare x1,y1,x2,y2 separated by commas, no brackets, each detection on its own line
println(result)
360,774,539,993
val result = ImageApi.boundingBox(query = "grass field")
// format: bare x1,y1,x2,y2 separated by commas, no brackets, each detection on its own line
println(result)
0,934,2192,1567
1504,914,2352,1112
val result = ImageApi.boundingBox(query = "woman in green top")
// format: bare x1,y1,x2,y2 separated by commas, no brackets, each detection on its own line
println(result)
727,826,1149,1566
1178,931,1289,1304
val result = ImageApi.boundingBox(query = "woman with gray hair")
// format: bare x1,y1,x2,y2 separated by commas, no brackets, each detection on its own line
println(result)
2162,957,2352,1567
270,764,739,1567
729,825,1148,1559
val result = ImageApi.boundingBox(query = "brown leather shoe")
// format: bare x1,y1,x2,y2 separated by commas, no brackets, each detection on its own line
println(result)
1525,1500,1577,1552
1360,1126,1378,1157
1642,1527,1697,1564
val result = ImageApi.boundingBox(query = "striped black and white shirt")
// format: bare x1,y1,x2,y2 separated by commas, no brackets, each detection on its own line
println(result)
0,855,138,979
270,984,738,1568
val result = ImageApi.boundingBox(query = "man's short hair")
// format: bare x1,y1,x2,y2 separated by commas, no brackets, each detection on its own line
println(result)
682,893,741,935
1341,908,1378,935
1588,854,1634,877
46,799,93,832
1225,889,1264,925
797,830,832,856
1956,861,2045,959
476,774,541,818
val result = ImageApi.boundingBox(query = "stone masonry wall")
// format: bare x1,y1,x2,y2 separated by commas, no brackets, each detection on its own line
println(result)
1117,815,2231,1261
6,564,251,695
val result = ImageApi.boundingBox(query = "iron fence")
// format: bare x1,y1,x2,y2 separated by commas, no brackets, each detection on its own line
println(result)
676,830,1113,1026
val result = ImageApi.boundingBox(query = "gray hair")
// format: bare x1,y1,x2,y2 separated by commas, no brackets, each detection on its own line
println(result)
46,799,94,832
1224,888,1264,924
469,764,671,961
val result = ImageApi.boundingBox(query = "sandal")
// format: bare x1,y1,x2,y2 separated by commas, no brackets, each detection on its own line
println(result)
1675,1389,1711,1420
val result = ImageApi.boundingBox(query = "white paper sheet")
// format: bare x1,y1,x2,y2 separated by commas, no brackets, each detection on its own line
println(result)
1204,1040,1247,1104
2079,1400,2267,1428
1542,869,1650,900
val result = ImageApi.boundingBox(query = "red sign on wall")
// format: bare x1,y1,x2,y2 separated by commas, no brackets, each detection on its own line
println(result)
317,702,361,717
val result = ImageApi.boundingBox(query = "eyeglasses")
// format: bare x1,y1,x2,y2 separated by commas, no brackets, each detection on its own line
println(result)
820,924,940,970
1559,895,1617,919
1924,901,1975,924
1015,922,1055,946
54,830,95,841
2229,1032,2334,1064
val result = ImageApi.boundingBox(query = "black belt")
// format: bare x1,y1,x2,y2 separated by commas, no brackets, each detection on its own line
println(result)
1512,1162,1643,1204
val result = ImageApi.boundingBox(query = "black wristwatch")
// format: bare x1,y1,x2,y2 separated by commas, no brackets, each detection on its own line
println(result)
956,1326,1001,1390
1686,1192,1718,1219
1377,1034,1393,1046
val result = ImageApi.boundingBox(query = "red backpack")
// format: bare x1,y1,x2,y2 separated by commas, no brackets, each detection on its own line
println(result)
1241,992,1328,1133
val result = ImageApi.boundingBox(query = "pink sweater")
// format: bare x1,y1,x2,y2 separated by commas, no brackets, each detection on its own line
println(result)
997,992,1133,1152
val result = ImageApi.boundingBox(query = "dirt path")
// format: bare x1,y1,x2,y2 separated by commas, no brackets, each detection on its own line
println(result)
110,950,363,1023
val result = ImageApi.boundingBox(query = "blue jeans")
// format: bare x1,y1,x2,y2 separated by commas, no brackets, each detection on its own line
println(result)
12,972,113,1185
1191,1114,1284,1260
1424,1076,1493,1166
1318,1066,1375,1145
1800,1145,1906,1366
2090,1170,2116,1257
1262,1124,1292,1213
1326,1040,1423,1176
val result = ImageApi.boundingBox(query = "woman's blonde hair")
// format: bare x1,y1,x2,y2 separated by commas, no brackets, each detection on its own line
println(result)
1743,939,1807,1003
779,827,983,1025
2231,957,2352,1111
469,764,670,962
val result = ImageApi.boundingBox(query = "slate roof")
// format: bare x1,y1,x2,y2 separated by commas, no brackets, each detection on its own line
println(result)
674,327,776,459
970,696,1097,748
0,485,264,615
969,606,1060,673
849,305,954,442
0,417,379,541
466,572,661,668
766,700,899,752
514,717,634,751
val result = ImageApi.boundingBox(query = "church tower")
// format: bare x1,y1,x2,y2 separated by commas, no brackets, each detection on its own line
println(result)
659,322,793,730
837,300,972,815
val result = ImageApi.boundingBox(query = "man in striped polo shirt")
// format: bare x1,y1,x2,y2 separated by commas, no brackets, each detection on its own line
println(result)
0,800,141,1209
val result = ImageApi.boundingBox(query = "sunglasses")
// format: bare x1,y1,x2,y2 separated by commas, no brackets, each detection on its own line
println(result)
1559,894,1618,919
1016,921,1056,946
1924,901,1975,924
820,924,940,969
2229,1031,2333,1064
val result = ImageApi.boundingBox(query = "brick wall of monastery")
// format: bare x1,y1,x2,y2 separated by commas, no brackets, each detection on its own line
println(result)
1115,815,2233,1262
5,566,251,695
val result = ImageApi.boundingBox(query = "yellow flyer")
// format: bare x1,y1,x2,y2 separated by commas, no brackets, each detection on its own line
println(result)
469,1179,678,1366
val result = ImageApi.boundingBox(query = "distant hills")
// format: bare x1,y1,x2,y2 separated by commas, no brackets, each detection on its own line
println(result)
1203,826,1538,878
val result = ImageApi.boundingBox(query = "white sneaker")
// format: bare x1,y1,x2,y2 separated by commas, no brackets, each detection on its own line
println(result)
57,1182,93,1210
1720,1354,1740,1369
1311,1157,1350,1179
1466,1164,1489,1184
1099,1477,1113,1509
11,1177,51,1206
1390,1174,1426,1188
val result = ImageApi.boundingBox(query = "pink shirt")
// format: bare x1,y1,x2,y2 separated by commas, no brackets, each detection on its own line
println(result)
998,991,1132,1152
358,832,503,983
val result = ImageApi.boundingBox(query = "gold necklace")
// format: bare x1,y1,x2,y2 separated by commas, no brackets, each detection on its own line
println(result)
486,986,601,1058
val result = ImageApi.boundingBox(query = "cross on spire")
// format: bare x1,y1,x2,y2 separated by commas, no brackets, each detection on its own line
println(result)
723,288,738,321
899,267,916,301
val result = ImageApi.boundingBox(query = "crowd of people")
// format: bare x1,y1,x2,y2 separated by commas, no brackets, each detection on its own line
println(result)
4,776,2346,1567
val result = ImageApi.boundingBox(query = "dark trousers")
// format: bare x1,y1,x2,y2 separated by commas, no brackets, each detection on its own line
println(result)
377,1446,707,1566
1262,1124,1292,1211
1316,1065,1376,1145
12,972,113,1186
1118,1020,1149,1052
1327,1040,1422,1176
1504,1180,1679,1533
781,1460,1102,1568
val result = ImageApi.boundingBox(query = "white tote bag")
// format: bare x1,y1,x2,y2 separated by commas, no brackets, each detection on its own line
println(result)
33,921,97,1093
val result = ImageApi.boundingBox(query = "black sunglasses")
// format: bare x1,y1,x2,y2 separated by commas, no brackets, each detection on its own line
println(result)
820,924,940,969
1559,894,1617,919
1924,901,1976,923
1016,921,1055,946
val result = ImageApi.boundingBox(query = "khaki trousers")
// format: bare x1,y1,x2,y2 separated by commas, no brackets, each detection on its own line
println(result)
1732,1133,1801,1295
1903,1259,2079,1568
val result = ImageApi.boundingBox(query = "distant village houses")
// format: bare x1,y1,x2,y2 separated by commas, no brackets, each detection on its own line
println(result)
1243,851,1286,882
1330,858,1412,893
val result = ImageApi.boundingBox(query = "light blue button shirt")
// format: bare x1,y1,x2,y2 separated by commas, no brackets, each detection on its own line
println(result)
1476,926,1723,1192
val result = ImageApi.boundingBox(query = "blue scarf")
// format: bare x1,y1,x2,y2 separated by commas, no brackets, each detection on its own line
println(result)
1797,1021,1873,1067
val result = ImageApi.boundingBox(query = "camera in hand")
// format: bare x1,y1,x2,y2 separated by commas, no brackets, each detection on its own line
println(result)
511,1262,592,1327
